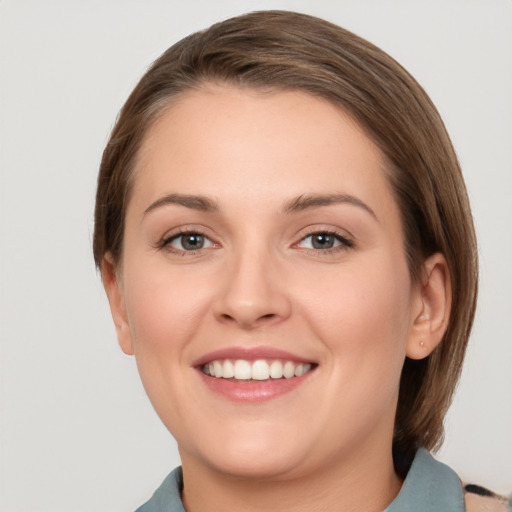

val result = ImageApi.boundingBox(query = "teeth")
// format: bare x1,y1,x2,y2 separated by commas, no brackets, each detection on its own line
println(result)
251,360,270,380
269,360,283,379
294,363,312,377
283,361,295,379
213,360,223,378
234,360,252,380
223,360,234,378
202,359,314,380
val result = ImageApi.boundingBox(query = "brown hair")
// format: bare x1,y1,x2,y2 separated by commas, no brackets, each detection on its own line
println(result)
93,10,478,474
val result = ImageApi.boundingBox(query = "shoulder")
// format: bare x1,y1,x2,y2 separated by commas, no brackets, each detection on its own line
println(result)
135,467,185,512
386,449,465,511
464,484,511,512
386,449,511,512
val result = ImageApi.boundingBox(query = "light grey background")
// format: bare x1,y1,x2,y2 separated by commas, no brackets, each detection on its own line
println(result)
1,0,511,510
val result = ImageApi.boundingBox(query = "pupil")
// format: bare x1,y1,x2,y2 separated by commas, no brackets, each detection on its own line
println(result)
312,234,334,249
182,234,204,250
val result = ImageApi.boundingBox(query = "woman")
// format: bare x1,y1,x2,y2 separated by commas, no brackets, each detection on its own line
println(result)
93,11,509,512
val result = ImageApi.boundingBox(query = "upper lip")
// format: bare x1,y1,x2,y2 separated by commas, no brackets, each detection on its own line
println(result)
192,346,316,367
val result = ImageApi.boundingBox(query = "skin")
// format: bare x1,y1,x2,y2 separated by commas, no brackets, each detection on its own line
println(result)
103,86,450,512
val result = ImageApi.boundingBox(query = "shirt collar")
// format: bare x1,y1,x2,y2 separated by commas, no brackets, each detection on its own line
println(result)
385,448,464,512
137,448,464,512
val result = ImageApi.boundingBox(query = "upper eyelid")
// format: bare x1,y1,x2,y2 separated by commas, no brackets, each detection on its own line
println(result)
297,225,354,241
300,228,349,238
298,232,353,246
164,228,209,241
161,226,214,242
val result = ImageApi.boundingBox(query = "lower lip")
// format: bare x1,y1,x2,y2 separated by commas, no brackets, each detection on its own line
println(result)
197,370,315,402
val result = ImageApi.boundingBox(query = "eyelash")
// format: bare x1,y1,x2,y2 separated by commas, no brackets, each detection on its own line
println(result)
159,229,215,255
296,229,354,254
159,229,354,256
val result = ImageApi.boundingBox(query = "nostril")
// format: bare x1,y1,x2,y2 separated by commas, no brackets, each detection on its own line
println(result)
218,311,277,327
221,313,274,321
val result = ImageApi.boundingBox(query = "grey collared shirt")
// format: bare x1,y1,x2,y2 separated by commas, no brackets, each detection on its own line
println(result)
136,448,464,512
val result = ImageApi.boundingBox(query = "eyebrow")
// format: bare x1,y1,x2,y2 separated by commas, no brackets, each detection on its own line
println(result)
282,193,378,220
144,193,219,215
143,192,377,220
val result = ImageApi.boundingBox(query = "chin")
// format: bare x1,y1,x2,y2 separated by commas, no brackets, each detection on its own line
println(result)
180,427,315,481
207,453,308,481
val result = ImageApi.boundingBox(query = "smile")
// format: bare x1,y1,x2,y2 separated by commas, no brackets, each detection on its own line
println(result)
202,359,314,381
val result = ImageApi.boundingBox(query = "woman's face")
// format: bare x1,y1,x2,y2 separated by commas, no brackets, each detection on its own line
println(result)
106,86,426,480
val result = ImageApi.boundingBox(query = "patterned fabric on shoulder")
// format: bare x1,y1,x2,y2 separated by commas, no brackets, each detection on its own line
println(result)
464,484,512,512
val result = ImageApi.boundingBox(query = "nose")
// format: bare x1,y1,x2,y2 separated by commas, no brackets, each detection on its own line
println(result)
212,248,292,330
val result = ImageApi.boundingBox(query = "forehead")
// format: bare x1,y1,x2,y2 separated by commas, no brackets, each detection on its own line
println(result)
132,85,390,204
129,85,400,235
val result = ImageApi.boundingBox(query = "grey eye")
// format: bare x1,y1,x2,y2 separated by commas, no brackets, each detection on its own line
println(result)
181,234,205,250
310,233,336,249
168,233,213,251
299,232,343,250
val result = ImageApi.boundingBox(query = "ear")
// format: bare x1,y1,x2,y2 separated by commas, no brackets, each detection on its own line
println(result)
101,254,134,356
406,253,452,360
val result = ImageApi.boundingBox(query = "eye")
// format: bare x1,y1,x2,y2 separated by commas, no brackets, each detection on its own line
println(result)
164,232,215,252
297,231,353,251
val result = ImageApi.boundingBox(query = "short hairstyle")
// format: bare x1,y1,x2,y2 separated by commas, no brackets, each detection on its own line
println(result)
93,10,478,475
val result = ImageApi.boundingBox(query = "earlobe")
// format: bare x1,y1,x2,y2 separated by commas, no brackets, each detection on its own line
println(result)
406,253,452,360
101,254,134,356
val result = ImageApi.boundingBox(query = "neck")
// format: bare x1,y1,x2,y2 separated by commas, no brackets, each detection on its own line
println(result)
180,443,403,512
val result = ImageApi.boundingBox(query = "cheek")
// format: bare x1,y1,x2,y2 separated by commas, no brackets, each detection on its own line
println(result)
121,260,212,356
303,256,413,380
119,261,216,426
